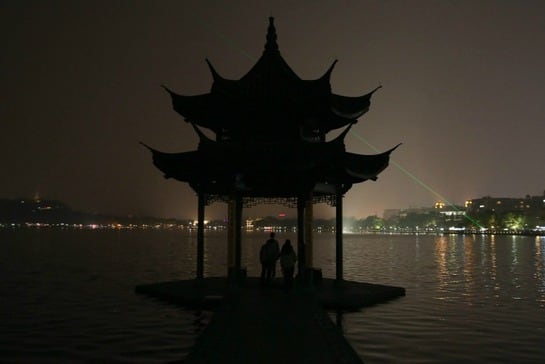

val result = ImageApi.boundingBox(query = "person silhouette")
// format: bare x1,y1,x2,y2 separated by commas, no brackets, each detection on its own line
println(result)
260,232,280,285
279,239,297,291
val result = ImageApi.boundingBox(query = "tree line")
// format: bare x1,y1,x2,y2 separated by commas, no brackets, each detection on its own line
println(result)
251,208,543,233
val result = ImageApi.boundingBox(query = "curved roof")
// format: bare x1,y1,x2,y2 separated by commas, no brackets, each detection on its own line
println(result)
142,139,399,199
164,17,379,139
143,17,399,201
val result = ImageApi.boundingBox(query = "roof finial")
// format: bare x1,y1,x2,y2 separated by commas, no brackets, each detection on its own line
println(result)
265,16,278,52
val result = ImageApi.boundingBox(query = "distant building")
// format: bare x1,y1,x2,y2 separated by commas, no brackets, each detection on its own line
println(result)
245,218,255,230
380,193,545,231
382,209,401,220
465,191,545,216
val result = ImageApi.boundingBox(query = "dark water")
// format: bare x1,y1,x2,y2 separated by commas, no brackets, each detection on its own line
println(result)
1,230,544,363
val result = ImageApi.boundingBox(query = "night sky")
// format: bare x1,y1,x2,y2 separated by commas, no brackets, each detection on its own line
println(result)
2,1,545,220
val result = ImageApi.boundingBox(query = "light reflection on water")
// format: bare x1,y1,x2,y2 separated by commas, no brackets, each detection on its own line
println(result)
1,230,545,362
338,233,545,363
535,236,545,302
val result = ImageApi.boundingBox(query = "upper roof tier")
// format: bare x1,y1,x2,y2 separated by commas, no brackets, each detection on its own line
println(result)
164,17,380,142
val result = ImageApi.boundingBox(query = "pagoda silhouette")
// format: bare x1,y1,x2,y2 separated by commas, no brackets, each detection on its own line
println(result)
143,17,399,283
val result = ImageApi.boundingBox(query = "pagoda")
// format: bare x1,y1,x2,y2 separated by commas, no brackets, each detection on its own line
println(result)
142,17,399,282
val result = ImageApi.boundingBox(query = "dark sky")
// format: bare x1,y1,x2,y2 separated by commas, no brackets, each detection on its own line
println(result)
2,1,545,220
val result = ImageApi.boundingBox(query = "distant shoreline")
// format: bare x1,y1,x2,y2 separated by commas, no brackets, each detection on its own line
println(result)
2,223,543,237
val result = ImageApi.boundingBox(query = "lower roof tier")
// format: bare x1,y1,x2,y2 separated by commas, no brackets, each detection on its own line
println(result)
142,143,399,199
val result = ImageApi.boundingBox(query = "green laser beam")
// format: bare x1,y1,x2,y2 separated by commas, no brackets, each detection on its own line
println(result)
349,130,483,229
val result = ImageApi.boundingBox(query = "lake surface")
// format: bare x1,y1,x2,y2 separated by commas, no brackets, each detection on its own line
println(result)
1,229,544,363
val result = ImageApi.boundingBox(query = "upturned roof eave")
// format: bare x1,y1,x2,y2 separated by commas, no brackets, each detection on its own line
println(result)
142,142,400,191
162,17,382,135
162,86,223,132
330,86,382,120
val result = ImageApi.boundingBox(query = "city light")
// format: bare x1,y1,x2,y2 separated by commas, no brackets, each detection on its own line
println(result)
349,129,485,229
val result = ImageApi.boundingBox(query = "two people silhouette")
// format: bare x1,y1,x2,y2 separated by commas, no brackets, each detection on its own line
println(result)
260,232,297,290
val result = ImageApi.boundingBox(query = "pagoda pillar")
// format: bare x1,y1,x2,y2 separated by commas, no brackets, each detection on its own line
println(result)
227,199,236,278
297,196,306,276
304,197,313,270
335,187,343,283
196,192,205,279
234,195,243,276
227,195,243,282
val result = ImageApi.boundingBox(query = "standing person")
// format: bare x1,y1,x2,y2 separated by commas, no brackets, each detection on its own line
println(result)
280,239,297,291
260,232,279,285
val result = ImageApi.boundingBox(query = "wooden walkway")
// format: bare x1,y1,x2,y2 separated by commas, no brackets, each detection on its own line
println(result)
135,278,405,363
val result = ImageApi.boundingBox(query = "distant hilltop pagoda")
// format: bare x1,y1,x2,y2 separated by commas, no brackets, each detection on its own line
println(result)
143,17,399,282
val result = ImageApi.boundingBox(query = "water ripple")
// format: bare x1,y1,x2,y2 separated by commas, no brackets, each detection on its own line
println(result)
2,230,545,362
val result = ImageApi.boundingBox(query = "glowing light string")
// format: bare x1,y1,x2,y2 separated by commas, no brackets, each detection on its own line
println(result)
349,129,483,229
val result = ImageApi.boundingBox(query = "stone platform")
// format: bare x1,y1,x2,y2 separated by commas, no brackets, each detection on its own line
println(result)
135,276,405,311
135,277,405,363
